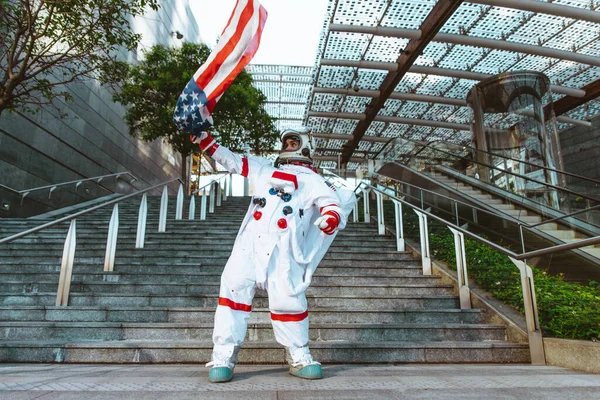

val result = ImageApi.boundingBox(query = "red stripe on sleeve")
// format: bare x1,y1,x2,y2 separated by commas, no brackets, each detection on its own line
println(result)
199,133,215,150
241,157,249,177
218,297,252,312
319,204,339,213
270,310,308,322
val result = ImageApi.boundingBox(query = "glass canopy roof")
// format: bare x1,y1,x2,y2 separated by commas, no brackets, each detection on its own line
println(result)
249,0,600,170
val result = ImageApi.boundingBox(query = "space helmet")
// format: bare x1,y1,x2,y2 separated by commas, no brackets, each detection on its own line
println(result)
275,127,314,166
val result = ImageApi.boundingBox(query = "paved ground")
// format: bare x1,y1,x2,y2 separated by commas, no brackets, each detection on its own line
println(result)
1,364,599,399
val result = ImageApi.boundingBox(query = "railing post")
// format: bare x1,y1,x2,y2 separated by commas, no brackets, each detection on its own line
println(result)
414,210,431,275
176,183,184,220
159,186,168,232
209,182,216,213
216,181,222,207
508,258,547,366
56,220,76,306
222,177,228,202
229,174,233,197
189,195,196,220
200,187,207,220
362,188,371,222
374,190,385,235
136,194,148,249
103,204,119,272
448,227,472,309
352,198,359,223
391,199,405,252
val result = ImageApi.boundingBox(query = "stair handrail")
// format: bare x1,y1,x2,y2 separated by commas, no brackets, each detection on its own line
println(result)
190,173,232,219
378,135,600,188
0,178,180,245
0,172,139,205
0,172,234,308
397,143,600,204
330,169,600,365
390,162,600,233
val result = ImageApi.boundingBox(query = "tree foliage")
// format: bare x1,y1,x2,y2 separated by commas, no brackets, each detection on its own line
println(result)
0,0,158,116
113,42,279,181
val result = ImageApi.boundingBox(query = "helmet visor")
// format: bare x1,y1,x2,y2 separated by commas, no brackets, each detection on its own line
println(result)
281,135,301,151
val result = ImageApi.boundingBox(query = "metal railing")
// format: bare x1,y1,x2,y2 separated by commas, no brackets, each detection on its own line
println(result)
325,169,600,366
0,173,231,308
0,172,139,205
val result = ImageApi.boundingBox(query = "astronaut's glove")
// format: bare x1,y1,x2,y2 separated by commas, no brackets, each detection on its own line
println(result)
314,210,340,235
190,132,218,155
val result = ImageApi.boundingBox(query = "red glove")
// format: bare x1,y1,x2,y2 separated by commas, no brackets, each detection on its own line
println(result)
190,132,218,156
314,211,340,235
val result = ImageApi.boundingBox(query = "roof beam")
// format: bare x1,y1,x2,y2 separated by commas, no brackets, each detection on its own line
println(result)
470,0,600,24
319,59,585,97
310,111,470,131
550,78,600,118
340,0,465,164
312,87,591,127
313,87,466,106
312,132,392,143
328,24,600,67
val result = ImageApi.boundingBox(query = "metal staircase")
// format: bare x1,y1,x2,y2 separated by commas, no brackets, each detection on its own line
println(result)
0,191,530,364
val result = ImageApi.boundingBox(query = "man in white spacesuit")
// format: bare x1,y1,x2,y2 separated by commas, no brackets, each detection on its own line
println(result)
191,127,355,383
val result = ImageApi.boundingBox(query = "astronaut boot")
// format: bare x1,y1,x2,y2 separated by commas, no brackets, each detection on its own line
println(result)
206,347,239,383
288,346,322,380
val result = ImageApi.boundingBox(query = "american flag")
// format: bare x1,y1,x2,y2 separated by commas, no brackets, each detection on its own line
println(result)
174,0,268,135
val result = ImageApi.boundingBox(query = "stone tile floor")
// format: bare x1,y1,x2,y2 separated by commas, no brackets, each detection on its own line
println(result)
1,364,599,399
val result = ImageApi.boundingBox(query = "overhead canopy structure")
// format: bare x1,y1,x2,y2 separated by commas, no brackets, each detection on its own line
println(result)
249,0,600,171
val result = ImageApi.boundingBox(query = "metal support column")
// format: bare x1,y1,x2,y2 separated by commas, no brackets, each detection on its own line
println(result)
392,199,405,252
136,194,148,249
449,227,472,309
509,258,547,366
374,190,385,235
56,220,76,306
414,210,432,275
103,204,119,272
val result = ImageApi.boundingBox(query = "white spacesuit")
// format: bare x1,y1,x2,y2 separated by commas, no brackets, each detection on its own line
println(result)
192,128,355,383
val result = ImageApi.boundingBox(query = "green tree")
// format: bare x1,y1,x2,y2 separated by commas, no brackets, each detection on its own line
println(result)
113,42,279,184
0,0,158,116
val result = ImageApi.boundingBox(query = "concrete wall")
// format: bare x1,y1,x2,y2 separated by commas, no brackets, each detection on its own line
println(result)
559,115,600,186
0,1,200,218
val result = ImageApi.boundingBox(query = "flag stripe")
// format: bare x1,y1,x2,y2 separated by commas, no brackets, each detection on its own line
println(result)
221,0,240,36
207,5,267,111
193,0,248,83
202,4,259,98
196,0,254,90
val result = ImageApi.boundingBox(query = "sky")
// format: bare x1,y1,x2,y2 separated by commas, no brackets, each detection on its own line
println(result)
189,0,329,66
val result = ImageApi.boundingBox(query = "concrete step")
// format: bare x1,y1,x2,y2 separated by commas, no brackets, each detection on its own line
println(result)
0,251,415,263
2,281,454,297
0,292,461,309
0,321,508,342
0,306,487,324
0,239,401,251
0,340,531,363
0,258,422,270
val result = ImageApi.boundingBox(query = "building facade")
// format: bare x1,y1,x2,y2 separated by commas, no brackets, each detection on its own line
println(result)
0,0,201,217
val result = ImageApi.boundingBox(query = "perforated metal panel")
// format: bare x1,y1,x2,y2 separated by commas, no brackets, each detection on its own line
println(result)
249,0,600,171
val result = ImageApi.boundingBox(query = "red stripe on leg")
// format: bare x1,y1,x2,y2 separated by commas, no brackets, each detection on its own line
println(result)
270,310,308,322
219,297,252,312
